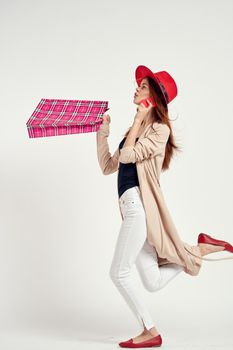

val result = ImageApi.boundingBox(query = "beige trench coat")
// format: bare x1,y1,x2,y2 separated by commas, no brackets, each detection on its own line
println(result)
96,121,206,276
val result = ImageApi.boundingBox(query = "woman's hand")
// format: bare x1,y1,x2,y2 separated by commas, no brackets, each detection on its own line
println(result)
134,99,154,123
102,114,111,124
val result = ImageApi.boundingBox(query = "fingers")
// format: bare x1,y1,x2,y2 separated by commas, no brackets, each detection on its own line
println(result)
139,100,152,109
102,114,111,124
147,99,153,106
147,100,154,109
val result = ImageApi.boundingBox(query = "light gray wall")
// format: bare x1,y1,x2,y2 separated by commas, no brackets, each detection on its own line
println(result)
0,0,232,347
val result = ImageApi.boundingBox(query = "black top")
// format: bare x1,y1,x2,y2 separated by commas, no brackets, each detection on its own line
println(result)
117,137,139,199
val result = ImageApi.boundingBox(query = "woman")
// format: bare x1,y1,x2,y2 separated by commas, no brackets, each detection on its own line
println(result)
96,65,233,348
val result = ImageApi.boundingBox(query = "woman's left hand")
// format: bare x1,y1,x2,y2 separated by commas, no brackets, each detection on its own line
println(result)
134,99,154,123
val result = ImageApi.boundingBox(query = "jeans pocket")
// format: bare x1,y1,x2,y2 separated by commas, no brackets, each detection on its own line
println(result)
122,198,143,215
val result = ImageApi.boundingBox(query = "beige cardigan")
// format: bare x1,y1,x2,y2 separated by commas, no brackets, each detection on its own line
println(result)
96,121,207,276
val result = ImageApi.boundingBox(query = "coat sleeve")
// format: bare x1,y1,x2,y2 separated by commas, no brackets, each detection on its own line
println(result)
119,123,170,164
96,122,120,175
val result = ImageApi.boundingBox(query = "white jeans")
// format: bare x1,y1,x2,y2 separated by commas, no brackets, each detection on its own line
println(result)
109,186,183,331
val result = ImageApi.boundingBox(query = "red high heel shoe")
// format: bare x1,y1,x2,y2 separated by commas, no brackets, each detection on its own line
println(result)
118,334,162,348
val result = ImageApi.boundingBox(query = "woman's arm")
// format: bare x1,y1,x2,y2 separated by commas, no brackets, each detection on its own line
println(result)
96,122,119,175
119,123,170,164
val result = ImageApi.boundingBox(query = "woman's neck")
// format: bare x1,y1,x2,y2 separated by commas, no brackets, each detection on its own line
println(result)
141,114,154,128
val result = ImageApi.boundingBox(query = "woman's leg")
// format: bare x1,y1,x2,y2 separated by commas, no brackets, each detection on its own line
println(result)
135,239,183,293
109,187,155,331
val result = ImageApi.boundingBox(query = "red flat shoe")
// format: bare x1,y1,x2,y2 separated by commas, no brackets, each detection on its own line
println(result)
184,232,233,261
118,334,162,348
198,233,233,252
196,232,233,261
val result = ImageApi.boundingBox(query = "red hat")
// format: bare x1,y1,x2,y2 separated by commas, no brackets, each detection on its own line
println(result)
135,65,178,108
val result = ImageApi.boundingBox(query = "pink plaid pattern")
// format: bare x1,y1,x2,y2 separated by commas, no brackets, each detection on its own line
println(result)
26,98,109,138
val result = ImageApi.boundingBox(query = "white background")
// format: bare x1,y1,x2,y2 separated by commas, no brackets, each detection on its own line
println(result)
0,0,233,349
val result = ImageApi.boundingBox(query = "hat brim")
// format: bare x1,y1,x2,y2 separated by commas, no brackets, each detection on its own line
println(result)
135,65,168,109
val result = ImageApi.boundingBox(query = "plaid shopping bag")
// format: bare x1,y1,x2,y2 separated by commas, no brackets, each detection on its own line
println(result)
26,98,109,138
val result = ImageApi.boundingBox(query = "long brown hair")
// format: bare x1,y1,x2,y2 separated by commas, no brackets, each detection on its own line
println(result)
122,76,182,171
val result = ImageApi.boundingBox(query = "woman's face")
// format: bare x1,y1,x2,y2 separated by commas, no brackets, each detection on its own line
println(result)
133,77,150,105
